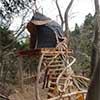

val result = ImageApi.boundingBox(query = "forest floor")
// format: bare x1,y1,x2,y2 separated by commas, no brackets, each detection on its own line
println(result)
8,83,48,100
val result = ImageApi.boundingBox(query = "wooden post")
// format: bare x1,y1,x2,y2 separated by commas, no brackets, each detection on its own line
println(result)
35,54,44,100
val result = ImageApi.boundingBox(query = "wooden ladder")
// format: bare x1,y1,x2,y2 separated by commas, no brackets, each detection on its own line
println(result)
43,53,65,98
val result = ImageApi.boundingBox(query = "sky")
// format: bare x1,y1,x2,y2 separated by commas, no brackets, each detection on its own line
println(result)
9,0,99,31
39,0,95,30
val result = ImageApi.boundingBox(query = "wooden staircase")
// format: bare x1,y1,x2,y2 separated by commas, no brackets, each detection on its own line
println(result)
41,50,71,99
39,48,90,100
45,55,65,98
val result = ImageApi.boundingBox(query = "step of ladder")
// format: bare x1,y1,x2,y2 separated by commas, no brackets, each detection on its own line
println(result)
47,92,55,98
49,68,64,73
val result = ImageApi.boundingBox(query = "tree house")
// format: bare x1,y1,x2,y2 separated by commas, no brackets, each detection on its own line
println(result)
8,13,90,100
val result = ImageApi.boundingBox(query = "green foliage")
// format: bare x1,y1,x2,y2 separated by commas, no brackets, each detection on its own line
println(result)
0,26,33,90
0,26,29,50
0,27,20,88
17,37,29,49
70,13,95,74
0,27,14,48
71,23,80,35
83,13,95,31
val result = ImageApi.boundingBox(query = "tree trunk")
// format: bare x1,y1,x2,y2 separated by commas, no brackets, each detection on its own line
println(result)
0,31,3,79
55,0,64,28
64,0,74,38
55,0,74,38
91,0,100,76
86,54,100,100
86,0,100,99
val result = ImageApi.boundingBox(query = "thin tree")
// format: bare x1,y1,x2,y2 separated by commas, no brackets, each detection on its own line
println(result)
55,0,74,38
55,0,64,28
64,0,74,38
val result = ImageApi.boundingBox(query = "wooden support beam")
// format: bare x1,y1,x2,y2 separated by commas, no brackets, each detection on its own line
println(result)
35,54,44,100
18,56,24,92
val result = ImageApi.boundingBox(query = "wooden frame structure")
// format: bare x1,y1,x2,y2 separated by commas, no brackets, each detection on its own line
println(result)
12,47,90,100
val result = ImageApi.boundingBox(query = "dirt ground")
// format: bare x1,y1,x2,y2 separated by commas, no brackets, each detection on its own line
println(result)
8,83,48,100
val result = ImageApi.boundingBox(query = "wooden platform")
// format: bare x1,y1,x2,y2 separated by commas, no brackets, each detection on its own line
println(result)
17,48,73,57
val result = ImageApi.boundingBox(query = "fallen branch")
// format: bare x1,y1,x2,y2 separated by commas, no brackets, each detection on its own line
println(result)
47,90,87,100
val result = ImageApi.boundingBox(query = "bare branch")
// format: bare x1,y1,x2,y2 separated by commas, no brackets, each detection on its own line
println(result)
3,10,28,50
55,0,64,28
